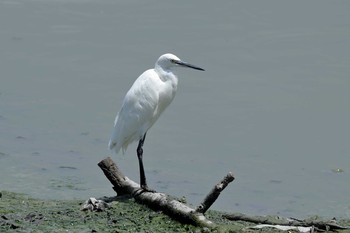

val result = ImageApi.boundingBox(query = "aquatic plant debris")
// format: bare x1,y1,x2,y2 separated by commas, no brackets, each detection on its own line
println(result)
81,197,110,212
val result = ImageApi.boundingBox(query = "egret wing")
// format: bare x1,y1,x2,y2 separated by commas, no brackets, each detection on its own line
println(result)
108,70,160,154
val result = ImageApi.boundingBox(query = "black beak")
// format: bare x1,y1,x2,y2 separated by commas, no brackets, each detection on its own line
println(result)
173,60,205,71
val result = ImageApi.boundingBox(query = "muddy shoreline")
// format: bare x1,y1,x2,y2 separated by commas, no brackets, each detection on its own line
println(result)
1,191,349,232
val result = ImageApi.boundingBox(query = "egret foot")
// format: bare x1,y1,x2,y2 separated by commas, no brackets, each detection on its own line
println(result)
141,185,156,193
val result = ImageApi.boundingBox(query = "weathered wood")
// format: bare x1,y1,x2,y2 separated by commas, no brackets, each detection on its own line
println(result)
223,213,350,231
98,157,234,227
196,172,235,214
98,157,135,195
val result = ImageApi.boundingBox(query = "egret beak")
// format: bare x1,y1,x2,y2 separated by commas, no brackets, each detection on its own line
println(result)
173,60,205,71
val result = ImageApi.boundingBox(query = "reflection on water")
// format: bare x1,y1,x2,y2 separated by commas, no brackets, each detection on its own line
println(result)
1,0,350,218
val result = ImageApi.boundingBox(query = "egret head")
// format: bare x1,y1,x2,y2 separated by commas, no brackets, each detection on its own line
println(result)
155,53,205,72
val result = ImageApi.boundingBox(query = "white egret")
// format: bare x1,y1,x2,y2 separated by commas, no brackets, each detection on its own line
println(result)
108,53,205,191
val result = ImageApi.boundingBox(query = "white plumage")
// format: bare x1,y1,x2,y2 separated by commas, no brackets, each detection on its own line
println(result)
108,53,204,190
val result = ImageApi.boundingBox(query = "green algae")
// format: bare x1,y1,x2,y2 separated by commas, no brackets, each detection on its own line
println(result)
0,191,227,232
1,191,349,233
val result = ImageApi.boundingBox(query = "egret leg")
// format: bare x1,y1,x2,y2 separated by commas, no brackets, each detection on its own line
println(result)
137,133,149,190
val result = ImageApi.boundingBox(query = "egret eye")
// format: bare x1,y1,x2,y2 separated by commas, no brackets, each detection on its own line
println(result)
171,59,181,65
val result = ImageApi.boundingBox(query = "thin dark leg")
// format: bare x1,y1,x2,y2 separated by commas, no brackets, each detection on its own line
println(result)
137,133,148,190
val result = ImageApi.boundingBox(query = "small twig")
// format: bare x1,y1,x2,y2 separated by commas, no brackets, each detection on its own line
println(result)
196,172,235,214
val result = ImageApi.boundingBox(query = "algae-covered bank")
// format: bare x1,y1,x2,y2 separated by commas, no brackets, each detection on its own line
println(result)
1,191,349,233
0,191,244,232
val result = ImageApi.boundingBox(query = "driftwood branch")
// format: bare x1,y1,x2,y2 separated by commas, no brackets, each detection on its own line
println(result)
223,213,350,232
196,172,235,213
97,157,234,227
98,157,135,195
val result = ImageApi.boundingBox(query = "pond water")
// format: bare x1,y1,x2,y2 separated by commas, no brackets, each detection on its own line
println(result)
1,0,350,218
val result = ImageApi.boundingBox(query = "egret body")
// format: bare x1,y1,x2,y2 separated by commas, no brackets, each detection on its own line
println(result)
108,53,204,190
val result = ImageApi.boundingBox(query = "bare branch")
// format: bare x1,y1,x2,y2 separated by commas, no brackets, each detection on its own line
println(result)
196,172,235,214
223,213,350,231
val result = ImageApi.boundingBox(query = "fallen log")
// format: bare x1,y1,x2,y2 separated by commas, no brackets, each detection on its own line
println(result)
97,157,234,227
